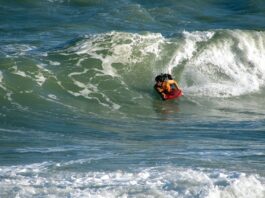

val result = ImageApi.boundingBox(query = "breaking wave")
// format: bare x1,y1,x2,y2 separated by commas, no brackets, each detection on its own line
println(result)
0,162,264,198
1,30,265,119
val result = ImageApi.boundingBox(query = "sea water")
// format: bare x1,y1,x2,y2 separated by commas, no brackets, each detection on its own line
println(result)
0,1,265,197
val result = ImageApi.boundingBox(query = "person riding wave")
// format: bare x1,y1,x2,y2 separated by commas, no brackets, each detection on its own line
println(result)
154,73,182,100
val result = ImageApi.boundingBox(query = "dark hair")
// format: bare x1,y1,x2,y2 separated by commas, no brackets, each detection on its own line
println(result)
162,73,173,80
155,75,163,82
155,73,173,82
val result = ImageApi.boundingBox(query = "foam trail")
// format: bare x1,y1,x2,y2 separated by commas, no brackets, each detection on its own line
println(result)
68,32,166,76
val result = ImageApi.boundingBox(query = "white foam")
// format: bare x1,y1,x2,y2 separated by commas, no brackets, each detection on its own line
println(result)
67,69,121,110
49,60,61,66
69,32,167,77
39,94,77,110
169,30,265,97
167,31,214,73
2,44,36,57
0,71,2,82
35,72,46,86
207,175,265,198
0,71,6,91
0,164,264,198
11,64,50,87
48,94,57,100
68,71,98,97
15,146,80,154
12,66,28,78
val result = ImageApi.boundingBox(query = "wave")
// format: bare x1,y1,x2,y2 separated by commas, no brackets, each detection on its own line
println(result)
58,30,265,98
1,30,265,118
176,30,265,97
0,162,264,198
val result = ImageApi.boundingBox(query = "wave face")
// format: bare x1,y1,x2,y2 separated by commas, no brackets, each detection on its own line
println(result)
1,30,265,120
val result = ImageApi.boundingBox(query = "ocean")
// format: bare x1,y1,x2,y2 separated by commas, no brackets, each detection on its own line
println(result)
0,0,265,197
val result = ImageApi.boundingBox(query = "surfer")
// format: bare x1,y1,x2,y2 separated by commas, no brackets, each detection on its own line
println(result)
154,73,182,100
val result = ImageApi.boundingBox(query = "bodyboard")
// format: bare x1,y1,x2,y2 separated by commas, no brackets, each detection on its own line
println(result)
164,89,183,100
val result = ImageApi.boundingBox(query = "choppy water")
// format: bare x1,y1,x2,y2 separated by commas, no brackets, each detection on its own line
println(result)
0,0,265,197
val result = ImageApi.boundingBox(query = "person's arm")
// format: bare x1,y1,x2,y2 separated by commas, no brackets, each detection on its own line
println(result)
154,85,164,93
165,82,171,93
174,81,181,90
154,85,166,100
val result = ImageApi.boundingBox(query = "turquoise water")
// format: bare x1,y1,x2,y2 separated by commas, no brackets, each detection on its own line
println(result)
0,1,265,197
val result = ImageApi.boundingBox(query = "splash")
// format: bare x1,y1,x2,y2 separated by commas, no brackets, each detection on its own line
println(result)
1,30,265,119
170,30,265,97
0,163,264,198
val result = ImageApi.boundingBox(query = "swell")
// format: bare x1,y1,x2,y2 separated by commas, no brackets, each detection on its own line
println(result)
0,30,265,120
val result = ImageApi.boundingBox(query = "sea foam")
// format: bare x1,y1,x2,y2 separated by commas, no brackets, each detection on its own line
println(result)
0,163,264,198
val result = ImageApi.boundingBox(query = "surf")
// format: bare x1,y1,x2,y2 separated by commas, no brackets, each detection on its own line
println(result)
1,30,265,121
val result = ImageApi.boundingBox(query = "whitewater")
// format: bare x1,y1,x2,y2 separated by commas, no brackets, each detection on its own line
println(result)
0,1,265,197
